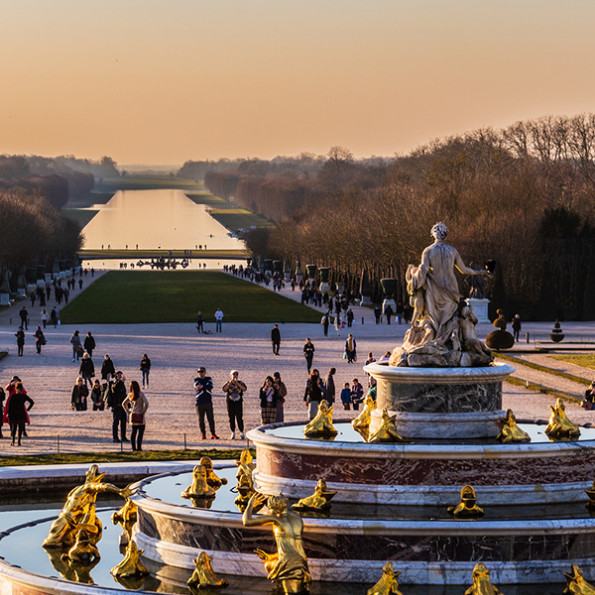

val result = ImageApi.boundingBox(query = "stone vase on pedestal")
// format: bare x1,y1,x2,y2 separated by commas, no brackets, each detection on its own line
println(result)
319,267,330,294
468,298,490,324
295,261,303,283
359,267,372,306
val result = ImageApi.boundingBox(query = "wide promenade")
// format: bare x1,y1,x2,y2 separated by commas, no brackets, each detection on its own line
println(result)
0,272,593,455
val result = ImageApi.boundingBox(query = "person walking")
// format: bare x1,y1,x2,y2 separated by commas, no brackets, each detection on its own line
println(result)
90,379,104,411
71,377,89,411
259,376,279,424
273,372,287,422
140,354,151,388
384,303,393,325
345,334,357,364
194,367,218,440
79,352,95,388
40,308,48,329
214,308,224,333
374,305,381,324
321,312,330,337
196,311,205,334
324,368,336,404
346,308,354,328
83,332,96,357
15,327,25,356
122,380,149,451
7,382,34,446
304,369,324,420
106,371,128,443
303,338,315,373
101,354,116,383
70,330,82,362
222,370,247,439
271,324,281,356
512,314,522,342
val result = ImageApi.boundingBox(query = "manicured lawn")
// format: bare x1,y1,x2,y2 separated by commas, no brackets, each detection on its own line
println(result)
95,176,203,192
62,208,98,228
209,209,273,232
549,354,595,372
60,271,321,324
185,192,233,207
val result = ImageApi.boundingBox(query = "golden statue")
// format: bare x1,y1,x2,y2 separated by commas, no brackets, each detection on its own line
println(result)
243,492,311,594
367,561,403,595
304,400,337,439
563,564,595,594
200,456,228,488
447,485,485,519
233,448,265,512
352,394,377,441
112,499,138,547
111,539,149,579
464,563,501,594
546,398,581,439
368,408,405,443
292,479,337,512
182,465,217,500
236,449,257,487
43,464,129,549
63,527,100,565
187,551,229,591
585,480,595,512
496,409,530,443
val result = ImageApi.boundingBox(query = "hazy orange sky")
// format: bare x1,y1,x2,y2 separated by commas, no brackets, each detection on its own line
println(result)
1,0,594,166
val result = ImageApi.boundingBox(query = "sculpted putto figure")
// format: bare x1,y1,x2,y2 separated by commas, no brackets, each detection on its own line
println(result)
464,563,501,594
391,222,493,368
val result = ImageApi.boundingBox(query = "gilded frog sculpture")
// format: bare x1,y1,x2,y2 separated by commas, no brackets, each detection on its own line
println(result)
367,561,403,595
448,485,485,519
292,479,337,512
111,539,150,579
187,551,229,591
545,398,581,439
368,408,405,443
464,563,501,594
303,400,337,439
563,564,595,594
352,394,377,441
496,409,530,443
182,465,217,500
200,456,228,488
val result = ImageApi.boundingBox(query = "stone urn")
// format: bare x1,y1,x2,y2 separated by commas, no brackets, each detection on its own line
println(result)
295,261,303,282
550,320,565,343
319,267,330,294
305,264,317,281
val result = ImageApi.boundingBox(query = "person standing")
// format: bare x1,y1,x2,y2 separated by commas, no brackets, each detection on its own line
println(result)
271,324,281,356
15,327,25,356
346,308,354,328
324,368,336,404
322,312,330,337
50,306,58,328
374,305,381,324
222,370,247,439
83,332,96,357
215,308,224,333
19,306,28,330
303,338,315,373
122,380,149,451
71,377,89,411
40,308,48,329
140,354,151,389
70,330,82,362
259,376,279,424
351,378,364,411
345,334,357,364
273,372,287,422
196,311,205,334
304,369,324,420
90,379,104,411
512,314,522,342
7,382,34,446
101,354,116,383
79,352,95,388
340,382,352,410
194,367,218,440
106,371,128,443
384,304,393,325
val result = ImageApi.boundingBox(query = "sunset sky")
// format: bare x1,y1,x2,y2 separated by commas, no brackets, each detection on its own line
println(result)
1,0,594,166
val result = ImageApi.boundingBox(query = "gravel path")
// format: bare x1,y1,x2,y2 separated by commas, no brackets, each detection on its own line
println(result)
0,271,593,455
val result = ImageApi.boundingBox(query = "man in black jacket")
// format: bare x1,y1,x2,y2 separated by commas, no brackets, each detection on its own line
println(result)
106,371,128,443
271,324,281,355
194,367,218,440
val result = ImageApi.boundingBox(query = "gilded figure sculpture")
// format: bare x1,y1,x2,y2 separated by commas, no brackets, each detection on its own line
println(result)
496,409,530,443
62,527,100,566
352,394,377,441
447,485,485,519
200,456,228,488
563,564,595,594
464,563,501,594
292,479,337,512
112,498,138,547
187,551,229,591
545,398,581,439
43,464,129,549
303,400,337,439
181,465,217,500
110,539,149,579
367,561,403,595
236,449,257,486
243,492,311,594
233,448,264,512
585,480,595,511
390,222,493,368
368,408,405,443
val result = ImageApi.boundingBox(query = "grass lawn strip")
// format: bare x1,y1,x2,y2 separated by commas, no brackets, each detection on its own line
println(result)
62,208,98,228
549,354,595,373
495,352,592,385
60,270,321,324
503,376,582,405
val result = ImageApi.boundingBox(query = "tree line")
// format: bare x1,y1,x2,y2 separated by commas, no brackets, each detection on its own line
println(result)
202,118,595,321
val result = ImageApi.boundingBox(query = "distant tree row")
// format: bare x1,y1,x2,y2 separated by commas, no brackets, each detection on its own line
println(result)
221,118,595,321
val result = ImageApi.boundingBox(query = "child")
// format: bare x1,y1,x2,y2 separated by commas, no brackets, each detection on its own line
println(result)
340,383,352,410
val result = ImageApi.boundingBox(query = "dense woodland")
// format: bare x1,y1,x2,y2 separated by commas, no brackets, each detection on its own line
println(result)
0,154,119,287
201,117,595,321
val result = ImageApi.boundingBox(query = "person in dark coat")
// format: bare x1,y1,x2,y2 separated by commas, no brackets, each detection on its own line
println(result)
512,314,522,342
271,324,281,355
140,354,151,388
33,326,46,354
101,354,116,382
222,370,247,439
106,371,128,443
15,327,25,356
303,338,315,373
194,367,218,440
71,377,89,411
83,332,96,357
304,369,324,420
259,376,279,424
324,368,336,404
79,352,95,388
8,382,34,446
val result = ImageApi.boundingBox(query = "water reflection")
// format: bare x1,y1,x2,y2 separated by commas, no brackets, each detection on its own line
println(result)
81,189,246,252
